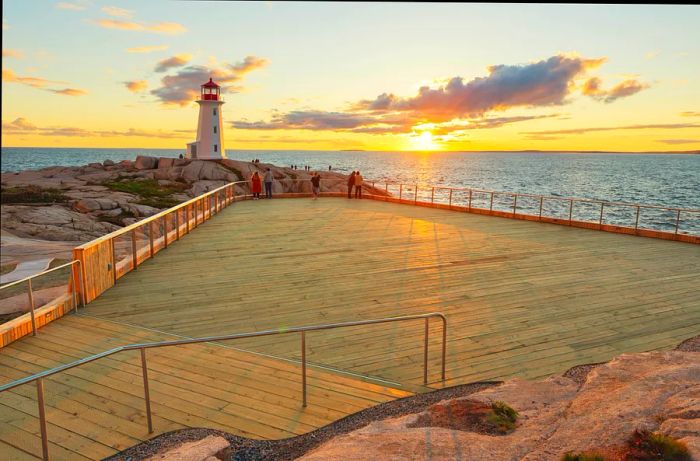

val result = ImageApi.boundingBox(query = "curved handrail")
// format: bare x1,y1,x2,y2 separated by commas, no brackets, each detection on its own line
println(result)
0,312,447,460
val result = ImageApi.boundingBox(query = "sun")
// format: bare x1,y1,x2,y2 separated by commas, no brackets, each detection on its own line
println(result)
413,130,437,151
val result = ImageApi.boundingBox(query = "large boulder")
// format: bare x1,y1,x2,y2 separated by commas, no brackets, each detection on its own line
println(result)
73,198,101,213
157,157,175,169
0,205,120,241
189,180,227,197
134,155,159,170
300,351,700,461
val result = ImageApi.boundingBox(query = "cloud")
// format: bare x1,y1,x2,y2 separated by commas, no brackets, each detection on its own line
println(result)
645,50,660,60
2,117,190,139
155,54,192,72
93,19,187,35
655,139,700,145
55,1,87,11
124,80,148,93
47,88,87,96
2,49,23,58
2,69,66,88
583,77,649,103
126,45,168,53
353,54,607,120
680,111,700,117
233,53,647,137
522,123,700,136
151,55,269,106
101,6,134,18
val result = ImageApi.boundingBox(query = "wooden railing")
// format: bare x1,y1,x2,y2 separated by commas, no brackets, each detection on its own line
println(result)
73,180,249,303
73,177,699,306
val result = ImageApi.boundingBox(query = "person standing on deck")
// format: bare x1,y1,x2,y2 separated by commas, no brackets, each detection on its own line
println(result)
250,171,262,200
311,172,321,200
347,171,356,198
354,171,363,199
264,168,274,199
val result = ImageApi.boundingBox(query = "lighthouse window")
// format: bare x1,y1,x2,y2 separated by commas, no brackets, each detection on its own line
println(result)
213,109,217,116
213,126,217,134
214,144,218,152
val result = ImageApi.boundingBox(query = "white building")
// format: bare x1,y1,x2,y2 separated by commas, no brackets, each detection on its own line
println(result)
186,78,227,160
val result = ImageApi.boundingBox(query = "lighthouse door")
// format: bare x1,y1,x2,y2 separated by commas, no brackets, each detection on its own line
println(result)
191,144,197,158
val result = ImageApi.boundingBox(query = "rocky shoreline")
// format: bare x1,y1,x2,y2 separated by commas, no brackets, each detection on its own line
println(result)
1,156,383,246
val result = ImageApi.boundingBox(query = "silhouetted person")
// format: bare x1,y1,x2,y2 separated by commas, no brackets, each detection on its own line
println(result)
354,171,363,198
347,171,356,198
311,172,321,200
264,168,274,199
328,165,332,171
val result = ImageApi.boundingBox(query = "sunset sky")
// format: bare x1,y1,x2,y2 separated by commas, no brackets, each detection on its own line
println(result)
2,1,700,152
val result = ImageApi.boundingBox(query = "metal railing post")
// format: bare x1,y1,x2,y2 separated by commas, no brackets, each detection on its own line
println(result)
414,185,418,204
28,278,37,336
423,317,429,385
131,230,138,270
569,199,574,225
149,222,155,257
634,206,641,231
399,184,403,200
431,187,435,203
490,192,494,211
37,378,50,461
539,196,544,220
441,315,447,382
675,210,681,234
599,202,605,228
140,348,154,433
301,331,307,407
111,238,117,283
448,189,453,208
513,194,518,216
468,189,472,211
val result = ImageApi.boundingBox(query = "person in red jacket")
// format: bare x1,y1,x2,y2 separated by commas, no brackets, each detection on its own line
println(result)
251,171,262,200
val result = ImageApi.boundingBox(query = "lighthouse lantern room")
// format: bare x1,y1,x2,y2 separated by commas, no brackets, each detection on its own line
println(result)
186,78,226,160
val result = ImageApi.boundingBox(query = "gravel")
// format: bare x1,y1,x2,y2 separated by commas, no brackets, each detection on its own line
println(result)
105,382,498,461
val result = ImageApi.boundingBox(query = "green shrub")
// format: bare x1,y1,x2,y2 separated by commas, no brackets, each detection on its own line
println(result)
628,429,691,461
1,186,69,204
486,401,519,434
104,178,186,209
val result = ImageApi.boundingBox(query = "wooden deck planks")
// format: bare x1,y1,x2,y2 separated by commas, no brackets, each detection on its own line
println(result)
78,198,699,385
1,197,698,460
0,315,410,460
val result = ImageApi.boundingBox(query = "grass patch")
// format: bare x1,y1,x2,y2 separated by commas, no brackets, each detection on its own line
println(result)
486,401,519,434
1,186,69,204
627,429,691,461
104,178,186,209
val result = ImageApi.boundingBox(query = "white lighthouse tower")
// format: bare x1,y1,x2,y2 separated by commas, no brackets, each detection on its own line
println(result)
186,78,226,160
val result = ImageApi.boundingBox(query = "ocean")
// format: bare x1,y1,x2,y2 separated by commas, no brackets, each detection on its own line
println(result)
2,148,699,233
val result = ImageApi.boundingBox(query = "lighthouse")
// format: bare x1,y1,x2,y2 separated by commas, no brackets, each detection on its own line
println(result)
186,78,226,160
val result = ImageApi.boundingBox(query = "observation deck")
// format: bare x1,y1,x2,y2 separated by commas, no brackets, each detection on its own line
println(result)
1,189,698,460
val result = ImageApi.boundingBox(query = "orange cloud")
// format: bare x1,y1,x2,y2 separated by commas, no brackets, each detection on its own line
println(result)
2,69,66,88
2,49,23,58
48,88,87,96
2,117,190,139
155,54,192,72
151,55,269,106
124,80,148,93
101,6,134,18
126,45,169,53
55,2,86,11
94,19,187,35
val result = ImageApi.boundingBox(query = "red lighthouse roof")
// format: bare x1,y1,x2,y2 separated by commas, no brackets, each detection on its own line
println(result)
201,78,220,88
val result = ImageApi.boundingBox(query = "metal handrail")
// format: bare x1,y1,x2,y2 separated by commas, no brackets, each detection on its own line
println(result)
0,260,85,335
0,312,447,461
